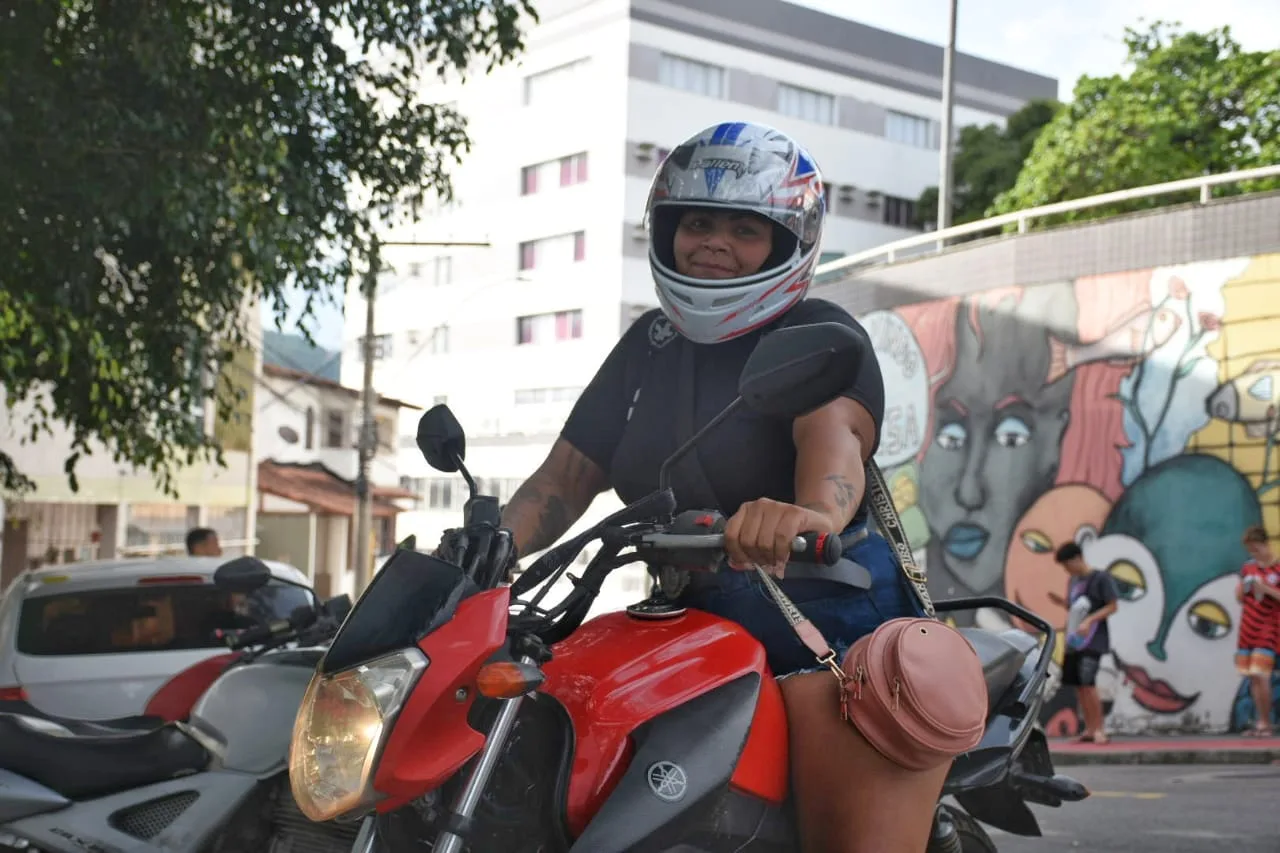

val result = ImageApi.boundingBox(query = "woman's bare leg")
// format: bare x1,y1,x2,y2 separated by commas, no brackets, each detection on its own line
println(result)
782,672,949,853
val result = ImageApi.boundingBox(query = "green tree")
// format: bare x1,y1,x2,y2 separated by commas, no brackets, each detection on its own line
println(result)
915,98,1060,228
992,21,1280,220
0,0,534,496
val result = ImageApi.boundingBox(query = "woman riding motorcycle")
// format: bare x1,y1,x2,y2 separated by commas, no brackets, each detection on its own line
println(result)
496,121,945,852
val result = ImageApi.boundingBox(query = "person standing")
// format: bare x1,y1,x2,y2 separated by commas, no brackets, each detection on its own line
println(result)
1236,525,1279,737
1055,541,1119,744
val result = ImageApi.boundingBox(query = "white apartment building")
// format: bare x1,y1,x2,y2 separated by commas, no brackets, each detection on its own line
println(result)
342,0,1056,613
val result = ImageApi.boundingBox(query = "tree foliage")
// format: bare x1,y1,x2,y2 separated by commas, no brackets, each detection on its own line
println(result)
992,21,1280,220
0,0,535,496
915,99,1060,228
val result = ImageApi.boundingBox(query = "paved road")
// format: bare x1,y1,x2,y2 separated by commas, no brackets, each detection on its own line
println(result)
975,764,1280,852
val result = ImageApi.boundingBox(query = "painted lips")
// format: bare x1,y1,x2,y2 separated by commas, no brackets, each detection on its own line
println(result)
943,523,990,560
1114,654,1199,714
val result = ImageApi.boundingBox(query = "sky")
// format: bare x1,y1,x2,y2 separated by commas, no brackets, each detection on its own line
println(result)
797,0,1280,101
272,0,1280,350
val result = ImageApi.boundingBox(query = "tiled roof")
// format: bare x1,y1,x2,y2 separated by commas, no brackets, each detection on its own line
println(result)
261,363,422,410
258,461,414,518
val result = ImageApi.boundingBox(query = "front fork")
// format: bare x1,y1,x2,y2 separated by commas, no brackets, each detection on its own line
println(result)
433,653,537,853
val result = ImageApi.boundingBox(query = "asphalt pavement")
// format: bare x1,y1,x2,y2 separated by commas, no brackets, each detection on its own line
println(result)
975,763,1280,852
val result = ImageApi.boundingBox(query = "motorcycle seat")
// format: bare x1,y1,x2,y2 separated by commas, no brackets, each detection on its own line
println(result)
958,628,1028,710
17,712,166,738
0,712,209,800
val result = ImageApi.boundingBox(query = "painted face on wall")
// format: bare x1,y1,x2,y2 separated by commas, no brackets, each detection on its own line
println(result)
1094,453,1261,728
920,292,1076,595
1004,484,1112,633
1092,530,1241,725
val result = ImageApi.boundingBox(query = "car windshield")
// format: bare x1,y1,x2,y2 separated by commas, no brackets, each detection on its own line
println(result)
15,579,315,656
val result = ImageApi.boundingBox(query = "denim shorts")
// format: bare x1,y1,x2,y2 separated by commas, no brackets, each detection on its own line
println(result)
675,524,926,678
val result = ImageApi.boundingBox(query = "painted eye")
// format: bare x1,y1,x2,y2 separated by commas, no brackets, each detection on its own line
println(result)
1186,599,1231,640
936,422,967,451
1020,529,1053,554
1107,560,1146,601
994,416,1031,448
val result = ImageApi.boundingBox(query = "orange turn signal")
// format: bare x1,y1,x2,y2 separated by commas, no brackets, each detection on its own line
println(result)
476,661,545,699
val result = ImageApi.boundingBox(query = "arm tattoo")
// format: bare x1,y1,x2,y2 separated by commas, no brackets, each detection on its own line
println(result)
823,474,858,511
501,444,603,555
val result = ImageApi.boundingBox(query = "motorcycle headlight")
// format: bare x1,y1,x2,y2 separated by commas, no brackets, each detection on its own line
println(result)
289,648,428,822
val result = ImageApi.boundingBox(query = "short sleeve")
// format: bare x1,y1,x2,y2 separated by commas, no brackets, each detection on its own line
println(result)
559,310,659,476
778,298,885,456
1091,571,1119,607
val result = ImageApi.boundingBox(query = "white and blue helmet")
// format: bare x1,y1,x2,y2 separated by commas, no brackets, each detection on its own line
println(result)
644,121,827,344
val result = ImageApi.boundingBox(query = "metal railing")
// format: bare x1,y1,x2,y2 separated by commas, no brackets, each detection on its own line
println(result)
815,163,1280,276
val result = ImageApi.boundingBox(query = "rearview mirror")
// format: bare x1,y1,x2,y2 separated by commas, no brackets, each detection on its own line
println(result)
212,556,272,593
738,322,867,418
417,404,467,473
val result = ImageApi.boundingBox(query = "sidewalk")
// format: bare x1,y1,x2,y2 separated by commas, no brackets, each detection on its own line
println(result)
1050,733,1280,766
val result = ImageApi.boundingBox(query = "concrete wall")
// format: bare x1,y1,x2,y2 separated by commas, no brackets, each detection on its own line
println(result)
812,194,1280,735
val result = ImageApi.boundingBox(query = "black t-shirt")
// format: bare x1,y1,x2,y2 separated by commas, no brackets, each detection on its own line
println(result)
560,298,885,525
1067,570,1119,655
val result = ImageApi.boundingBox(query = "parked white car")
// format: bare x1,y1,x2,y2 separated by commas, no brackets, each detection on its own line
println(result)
0,556,315,722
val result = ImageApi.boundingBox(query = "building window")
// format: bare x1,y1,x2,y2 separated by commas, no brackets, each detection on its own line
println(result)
885,110,936,148
560,152,588,186
518,232,586,272
658,54,725,98
882,194,919,229
407,262,423,278
323,410,346,449
304,407,315,450
357,333,392,360
514,387,583,405
433,256,452,286
523,152,588,195
429,325,450,354
517,310,584,345
777,84,835,125
524,59,588,106
428,478,453,509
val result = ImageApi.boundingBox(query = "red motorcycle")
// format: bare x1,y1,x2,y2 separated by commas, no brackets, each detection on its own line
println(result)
288,322,1087,852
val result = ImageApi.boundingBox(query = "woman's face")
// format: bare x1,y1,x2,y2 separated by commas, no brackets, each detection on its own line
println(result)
672,208,773,280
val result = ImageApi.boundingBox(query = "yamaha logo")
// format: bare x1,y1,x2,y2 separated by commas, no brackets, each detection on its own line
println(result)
646,761,688,802
648,315,677,349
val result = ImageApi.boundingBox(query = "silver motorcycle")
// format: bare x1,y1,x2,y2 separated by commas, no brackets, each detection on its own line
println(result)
0,557,361,853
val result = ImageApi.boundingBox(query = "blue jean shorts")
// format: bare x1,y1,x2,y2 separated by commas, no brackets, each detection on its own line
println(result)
675,524,926,678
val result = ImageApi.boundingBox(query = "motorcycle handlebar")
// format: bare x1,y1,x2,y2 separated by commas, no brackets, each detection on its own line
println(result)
636,530,843,566
219,606,319,651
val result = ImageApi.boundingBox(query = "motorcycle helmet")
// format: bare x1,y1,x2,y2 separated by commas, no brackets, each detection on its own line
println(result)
644,121,826,344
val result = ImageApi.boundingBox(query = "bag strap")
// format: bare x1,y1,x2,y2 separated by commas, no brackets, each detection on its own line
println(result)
658,322,936,679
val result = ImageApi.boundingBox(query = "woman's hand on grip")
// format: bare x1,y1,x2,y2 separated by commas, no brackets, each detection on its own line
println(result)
723,498,835,577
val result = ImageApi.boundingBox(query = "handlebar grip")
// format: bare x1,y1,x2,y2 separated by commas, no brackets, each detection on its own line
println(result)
792,532,843,566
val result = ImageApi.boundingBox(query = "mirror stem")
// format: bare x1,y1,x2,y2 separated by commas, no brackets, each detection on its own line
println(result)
657,396,744,493
452,451,478,498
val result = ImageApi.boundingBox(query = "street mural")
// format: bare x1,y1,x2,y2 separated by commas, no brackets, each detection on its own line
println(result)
867,253,1280,733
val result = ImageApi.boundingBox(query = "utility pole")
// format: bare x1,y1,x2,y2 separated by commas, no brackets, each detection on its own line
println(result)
353,237,381,597
351,236,491,595
937,0,959,239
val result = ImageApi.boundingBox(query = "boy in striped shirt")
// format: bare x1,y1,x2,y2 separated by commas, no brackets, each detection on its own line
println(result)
1236,525,1280,737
